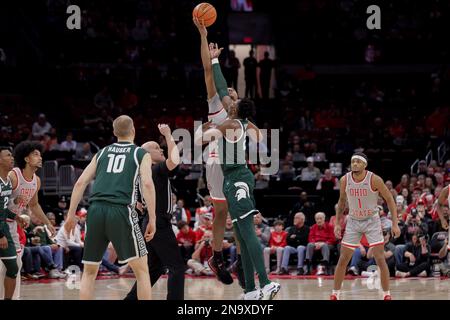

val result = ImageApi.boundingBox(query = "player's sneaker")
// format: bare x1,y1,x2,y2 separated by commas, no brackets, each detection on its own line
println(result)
261,282,281,300
383,295,392,300
242,289,264,300
347,266,359,276
208,256,233,285
330,293,339,300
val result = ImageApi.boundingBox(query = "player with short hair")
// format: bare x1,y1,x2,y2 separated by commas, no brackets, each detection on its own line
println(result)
0,141,58,299
0,146,19,300
64,115,156,300
197,98,280,300
193,17,244,287
331,152,401,300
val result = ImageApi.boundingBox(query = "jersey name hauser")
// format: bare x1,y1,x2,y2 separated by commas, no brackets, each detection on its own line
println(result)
107,146,132,153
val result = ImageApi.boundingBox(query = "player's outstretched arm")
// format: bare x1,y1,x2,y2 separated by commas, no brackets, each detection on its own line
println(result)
65,156,97,236
247,120,263,143
158,124,180,171
140,153,156,241
193,17,216,100
210,44,233,111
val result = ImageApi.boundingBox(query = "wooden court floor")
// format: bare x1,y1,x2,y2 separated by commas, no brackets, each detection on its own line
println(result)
19,275,450,300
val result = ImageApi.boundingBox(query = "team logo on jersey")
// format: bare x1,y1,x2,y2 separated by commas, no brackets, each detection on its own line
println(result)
234,182,250,201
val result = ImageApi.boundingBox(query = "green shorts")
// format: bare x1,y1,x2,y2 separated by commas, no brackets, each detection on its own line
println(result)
0,223,17,260
83,202,147,265
223,167,259,223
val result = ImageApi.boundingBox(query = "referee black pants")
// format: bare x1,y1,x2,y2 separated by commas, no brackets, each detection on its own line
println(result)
124,225,185,300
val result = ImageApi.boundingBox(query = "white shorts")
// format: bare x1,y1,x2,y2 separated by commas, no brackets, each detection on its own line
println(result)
341,215,384,250
205,161,226,202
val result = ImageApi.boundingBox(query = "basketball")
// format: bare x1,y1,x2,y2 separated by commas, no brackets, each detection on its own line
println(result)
192,2,217,27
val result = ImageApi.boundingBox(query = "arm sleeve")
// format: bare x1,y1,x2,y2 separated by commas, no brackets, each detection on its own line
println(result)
6,208,16,220
212,63,229,100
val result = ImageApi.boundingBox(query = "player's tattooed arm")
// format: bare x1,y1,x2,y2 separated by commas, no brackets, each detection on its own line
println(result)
373,175,398,224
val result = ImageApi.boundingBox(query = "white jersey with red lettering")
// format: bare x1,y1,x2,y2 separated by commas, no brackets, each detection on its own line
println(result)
8,167,38,218
345,170,379,220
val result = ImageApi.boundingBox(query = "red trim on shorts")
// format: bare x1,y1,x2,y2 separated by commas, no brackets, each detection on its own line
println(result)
211,198,227,203
368,241,384,248
341,242,359,249
208,107,224,117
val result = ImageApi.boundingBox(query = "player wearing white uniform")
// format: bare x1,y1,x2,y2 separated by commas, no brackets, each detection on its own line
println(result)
0,141,56,299
436,185,450,249
331,152,400,301
193,17,244,287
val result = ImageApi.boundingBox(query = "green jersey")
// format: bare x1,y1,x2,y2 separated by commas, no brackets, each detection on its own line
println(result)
219,119,248,173
0,177,14,224
90,142,147,206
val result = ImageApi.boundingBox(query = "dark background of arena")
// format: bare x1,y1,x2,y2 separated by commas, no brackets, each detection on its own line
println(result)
0,0,449,224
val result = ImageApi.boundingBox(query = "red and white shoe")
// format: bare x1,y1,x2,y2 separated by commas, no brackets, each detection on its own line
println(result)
330,294,339,300
383,295,392,300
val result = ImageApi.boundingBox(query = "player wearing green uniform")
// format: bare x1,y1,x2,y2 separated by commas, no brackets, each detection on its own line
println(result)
0,146,19,300
199,99,280,300
65,115,156,300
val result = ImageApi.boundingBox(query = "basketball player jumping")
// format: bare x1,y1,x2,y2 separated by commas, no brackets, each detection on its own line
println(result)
193,17,244,286
197,98,280,300
331,152,401,300
65,115,156,300
0,141,58,300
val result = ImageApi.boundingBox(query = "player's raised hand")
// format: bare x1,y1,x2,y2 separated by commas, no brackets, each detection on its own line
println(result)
193,17,207,37
334,224,342,240
391,223,401,239
209,43,223,59
158,123,172,137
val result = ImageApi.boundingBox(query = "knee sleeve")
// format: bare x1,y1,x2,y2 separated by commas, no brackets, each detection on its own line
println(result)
3,259,19,278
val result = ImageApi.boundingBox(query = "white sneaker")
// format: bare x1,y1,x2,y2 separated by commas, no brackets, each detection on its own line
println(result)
261,282,281,300
316,265,326,276
418,271,427,277
48,269,61,279
243,289,264,300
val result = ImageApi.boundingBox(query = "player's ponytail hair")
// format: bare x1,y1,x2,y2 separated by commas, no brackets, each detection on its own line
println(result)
237,98,256,121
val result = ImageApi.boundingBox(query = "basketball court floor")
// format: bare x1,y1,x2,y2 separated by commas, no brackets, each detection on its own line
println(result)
19,275,450,300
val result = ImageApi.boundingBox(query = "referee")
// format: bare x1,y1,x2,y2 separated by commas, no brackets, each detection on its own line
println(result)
124,124,185,300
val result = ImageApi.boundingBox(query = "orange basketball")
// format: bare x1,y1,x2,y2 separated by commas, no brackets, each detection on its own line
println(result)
192,3,217,27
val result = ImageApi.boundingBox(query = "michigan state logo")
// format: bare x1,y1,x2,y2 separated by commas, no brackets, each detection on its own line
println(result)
234,182,250,201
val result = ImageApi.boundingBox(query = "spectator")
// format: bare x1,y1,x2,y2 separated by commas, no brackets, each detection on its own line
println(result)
277,162,295,181
301,157,321,181
316,169,339,191
395,174,410,193
60,132,77,152
94,86,114,110
290,191,317,225
46,212,58,231
254,165,270,189
254,213,271,249
171,196,192,226
433,204,449,233
222,216,237,265
264,220,288,274
194,212,213,242
176,221,197,263
53,196,68,226
224,50,240,90
358,229,396,277
280,212,310,275
417,160,428,175
26,215,66,278
258,51,275,99
56,212,83,269
395,232,430,278
117,87,138,111
347,235,370,276
305,212,336,275
74,142,93,161
243,50,258,98
194,195,215,229
20,215,45,279
187,230,214,276
31,113,52,140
